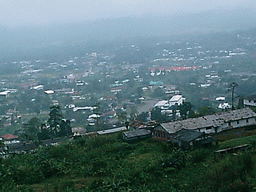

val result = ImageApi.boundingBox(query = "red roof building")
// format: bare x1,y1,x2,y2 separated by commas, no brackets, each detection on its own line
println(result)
1,134,18,140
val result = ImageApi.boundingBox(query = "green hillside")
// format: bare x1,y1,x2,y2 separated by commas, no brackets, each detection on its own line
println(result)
1,133,256,191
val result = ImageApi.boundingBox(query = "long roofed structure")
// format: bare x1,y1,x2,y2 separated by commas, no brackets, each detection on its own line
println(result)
156,108,256,135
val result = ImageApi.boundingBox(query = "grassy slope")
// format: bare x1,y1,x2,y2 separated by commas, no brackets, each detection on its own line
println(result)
1,132,256,191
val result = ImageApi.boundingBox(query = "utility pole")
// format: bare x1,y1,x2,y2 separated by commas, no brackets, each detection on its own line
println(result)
230,82,238,110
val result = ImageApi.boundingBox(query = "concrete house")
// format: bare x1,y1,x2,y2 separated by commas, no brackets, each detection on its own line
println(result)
169,95,185,106
244,95,256,107
154,95,185,109
154,108,256,141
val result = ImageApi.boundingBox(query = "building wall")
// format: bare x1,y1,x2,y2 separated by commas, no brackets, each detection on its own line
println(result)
197,127,216,134
153,126,171,141
219,123,229,132
220,117,255,131
244,99,256,107
155,116,256,142
248,117,256,125
169,96,184,106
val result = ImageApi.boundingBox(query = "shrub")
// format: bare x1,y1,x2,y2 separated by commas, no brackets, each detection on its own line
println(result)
191,148,210,163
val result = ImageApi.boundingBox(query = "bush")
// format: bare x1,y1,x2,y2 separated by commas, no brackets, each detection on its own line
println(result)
191,148,210,163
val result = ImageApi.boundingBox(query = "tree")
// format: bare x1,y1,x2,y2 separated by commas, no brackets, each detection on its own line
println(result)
130,106,138,121
237,96,244,109
0,139,4,148
198,106,216,116
47,105,72,137
92,102,101,129
136,112,149,122
230,82,238,110
47,105,63,136
117,111,127,124
59,119,72,137
178,102,192,119
151,107,168,122
37,124,51,140
20,117,42,141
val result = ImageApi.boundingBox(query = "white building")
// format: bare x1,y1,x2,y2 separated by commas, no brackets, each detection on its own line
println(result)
218,103,231,110
244,95,256,107
216,97,225,101
44,90,54,94
169,95,185,106
154,100,169,108
31,85,44,90
0,90,10,97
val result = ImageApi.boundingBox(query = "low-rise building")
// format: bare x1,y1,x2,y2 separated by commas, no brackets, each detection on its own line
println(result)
244,95,256,107
171,129,213,148
169,95,185,106
154,108,256,141
122,129,152,142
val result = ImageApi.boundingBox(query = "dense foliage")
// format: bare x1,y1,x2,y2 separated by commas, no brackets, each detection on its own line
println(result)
1,133,256,191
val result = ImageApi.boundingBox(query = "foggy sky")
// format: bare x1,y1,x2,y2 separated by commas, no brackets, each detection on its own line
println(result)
1,0,256,27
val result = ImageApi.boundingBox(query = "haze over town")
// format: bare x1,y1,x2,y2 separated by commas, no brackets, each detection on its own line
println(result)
1,1,256,191
0,1,256,54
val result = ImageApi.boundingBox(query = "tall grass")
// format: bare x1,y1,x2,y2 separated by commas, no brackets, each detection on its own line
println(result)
204,152,255,191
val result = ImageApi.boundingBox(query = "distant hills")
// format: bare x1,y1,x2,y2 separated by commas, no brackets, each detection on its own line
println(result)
1,7,256,61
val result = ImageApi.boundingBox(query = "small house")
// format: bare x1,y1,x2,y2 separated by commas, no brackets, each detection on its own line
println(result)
1,134,19,145
171,129,213,148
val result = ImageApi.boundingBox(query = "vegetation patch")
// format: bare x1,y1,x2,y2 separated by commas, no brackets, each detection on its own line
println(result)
2,133,256,191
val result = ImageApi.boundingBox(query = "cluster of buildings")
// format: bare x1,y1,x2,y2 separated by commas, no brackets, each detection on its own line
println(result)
1,108,256,157
125,108,256,147
73,107,256,148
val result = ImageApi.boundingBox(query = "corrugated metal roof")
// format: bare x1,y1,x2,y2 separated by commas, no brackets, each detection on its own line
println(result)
123,129,151,138
97,127,127,135
159,108,256,134
173,129,204,142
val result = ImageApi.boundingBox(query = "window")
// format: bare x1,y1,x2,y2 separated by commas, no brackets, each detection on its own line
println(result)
246,119,249,123
237,120,239,125
228,122,231,126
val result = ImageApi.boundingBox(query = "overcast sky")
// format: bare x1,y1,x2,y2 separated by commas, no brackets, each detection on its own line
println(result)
1,0,256,27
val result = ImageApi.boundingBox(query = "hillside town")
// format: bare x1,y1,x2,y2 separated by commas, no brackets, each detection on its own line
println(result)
0,30,256,156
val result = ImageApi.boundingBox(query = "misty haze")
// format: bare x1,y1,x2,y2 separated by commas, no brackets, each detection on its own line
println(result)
1,1,256,191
